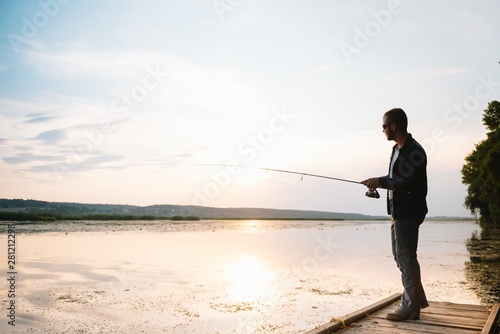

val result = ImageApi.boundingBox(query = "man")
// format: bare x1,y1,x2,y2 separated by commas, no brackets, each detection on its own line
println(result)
362,108,429,321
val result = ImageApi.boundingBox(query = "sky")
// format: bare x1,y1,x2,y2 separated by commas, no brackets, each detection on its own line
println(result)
0,0,499,217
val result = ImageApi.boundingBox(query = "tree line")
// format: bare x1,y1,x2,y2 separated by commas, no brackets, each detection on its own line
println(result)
0,212,200,221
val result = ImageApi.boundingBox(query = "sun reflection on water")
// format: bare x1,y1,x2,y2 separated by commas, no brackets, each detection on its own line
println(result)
240,220,263,233
226,256,274,302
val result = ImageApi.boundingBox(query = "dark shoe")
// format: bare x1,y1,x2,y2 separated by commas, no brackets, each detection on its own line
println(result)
386,310,419,321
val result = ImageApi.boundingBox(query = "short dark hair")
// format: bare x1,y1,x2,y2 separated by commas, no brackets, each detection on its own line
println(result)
384,108,408,132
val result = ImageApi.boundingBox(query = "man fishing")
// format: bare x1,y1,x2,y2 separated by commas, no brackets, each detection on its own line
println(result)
362,108,429,321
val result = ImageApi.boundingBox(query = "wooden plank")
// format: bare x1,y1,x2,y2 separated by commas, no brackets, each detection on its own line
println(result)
420,313,487,328
344,328,410,334
429,301,490,312
481,304,500,334
304,293,401,334
306,296,497,334
373,313,485,330
355,321,481,334
422,306,489,320
424,302,489,312
342,328,407,334
373,317,484,334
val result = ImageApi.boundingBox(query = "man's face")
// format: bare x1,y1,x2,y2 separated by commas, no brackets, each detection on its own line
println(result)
382,115,395,141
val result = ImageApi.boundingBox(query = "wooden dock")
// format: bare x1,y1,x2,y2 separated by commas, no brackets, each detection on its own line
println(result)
305,293,500,334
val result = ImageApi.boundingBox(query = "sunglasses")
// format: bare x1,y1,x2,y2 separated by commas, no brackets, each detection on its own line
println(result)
382,123,392,130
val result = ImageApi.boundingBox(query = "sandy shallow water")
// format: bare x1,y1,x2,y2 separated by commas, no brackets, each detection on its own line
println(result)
0,220,482,333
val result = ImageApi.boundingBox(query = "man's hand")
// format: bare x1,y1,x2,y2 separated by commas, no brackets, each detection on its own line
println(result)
362,177,380,189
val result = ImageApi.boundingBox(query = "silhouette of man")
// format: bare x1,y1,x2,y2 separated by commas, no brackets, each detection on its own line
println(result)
362,108,429,321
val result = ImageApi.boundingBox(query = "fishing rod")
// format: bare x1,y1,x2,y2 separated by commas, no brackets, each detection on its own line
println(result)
197,164,383,198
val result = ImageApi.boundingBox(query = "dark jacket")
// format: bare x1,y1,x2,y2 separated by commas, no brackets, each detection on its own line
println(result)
379,134,428,219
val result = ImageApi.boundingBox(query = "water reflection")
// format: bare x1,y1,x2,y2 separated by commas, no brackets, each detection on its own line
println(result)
241,220,263,233
465,222,500,304
3,220,485,333
226,256,274,301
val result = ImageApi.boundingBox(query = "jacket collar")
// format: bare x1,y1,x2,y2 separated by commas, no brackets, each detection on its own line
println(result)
392,133,413,152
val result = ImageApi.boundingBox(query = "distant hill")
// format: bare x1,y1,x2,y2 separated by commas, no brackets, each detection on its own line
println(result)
0,198,385,220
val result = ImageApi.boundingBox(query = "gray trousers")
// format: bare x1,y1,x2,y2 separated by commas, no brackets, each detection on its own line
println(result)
391,216,428,315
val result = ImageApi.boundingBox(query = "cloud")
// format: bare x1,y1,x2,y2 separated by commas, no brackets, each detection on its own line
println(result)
0,98,47,118
20,47,265,120
28,154,124,176
34,129,66,144
24,48,166,79
292,64,344,77
127,157,192,171
382,66,473,83
24,116,55,123
3,152,60,165
26,112,46,117
84,154,123,165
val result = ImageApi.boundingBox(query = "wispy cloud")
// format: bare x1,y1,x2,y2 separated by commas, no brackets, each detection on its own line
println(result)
0,98,48,118
23,48,167,79
79,154,124,167
24,115,56,123
3,152,60,165
292,64,344,77
28,154,124,173
382,66,473,83
19,46,265,121
34,129,66,144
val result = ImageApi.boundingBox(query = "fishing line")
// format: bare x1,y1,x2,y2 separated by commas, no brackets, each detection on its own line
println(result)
196,164,390,198
199,164,361,184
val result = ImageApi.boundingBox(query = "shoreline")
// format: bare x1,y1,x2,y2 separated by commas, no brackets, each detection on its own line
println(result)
0,218,479,235
0,216,477,222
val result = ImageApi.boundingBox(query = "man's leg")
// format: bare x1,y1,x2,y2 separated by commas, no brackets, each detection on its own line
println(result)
388,216,427,320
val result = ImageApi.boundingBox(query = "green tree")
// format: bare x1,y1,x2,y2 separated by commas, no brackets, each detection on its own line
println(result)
483,100,500,131
462,101,500,225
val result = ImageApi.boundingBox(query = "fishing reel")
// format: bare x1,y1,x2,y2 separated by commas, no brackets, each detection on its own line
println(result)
365,189,380,199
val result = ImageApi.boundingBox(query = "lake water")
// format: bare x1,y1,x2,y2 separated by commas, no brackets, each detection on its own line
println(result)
0,219,484,333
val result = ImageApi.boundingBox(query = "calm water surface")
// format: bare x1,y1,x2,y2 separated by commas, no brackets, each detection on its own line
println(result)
0,219,486,333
